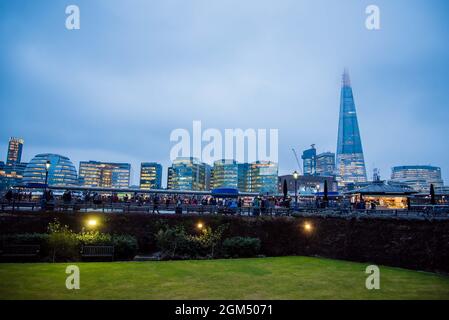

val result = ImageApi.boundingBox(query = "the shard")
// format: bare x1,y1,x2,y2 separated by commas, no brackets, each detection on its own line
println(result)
336,70,367,185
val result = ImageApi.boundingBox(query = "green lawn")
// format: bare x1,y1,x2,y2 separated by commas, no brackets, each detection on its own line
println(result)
1,256,448,300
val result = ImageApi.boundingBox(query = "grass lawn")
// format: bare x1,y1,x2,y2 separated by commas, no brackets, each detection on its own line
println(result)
1,256,448,300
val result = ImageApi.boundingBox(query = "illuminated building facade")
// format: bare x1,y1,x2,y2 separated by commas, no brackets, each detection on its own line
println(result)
211,159,239,189
79,161,131,188
23,154,78,186
316,152,336,177
140,162,162,190
391,165,444,192
6,137,24,165
238,163,251,192
249,161,278,194
302,145,316,176
167,157,211,191
336,70,367,185
278,174,337,194
0,138,28,191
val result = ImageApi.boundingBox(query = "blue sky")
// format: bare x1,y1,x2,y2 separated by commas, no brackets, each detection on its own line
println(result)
1,0,449,186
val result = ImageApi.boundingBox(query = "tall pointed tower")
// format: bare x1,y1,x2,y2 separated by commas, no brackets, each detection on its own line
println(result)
336,70,367,185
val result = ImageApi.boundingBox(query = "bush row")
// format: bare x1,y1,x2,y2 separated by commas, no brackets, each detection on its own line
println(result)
155,224,260,259
2,220,138,262
2,220,261,262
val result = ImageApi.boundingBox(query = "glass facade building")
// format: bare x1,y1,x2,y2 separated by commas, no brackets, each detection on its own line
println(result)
7,137,24,165
23,154,78,186
0,162,27,191
238,163,251,192
140,162,162,190
249,161,279,194
336,70,367,186
391,165,444,192
79,161,131,188
302,146,316,176
211,159,239,189
316,152,336,177
167,157,211,191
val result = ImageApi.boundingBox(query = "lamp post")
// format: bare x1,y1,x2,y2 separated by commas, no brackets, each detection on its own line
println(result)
44,160,51,195
293,171,299,209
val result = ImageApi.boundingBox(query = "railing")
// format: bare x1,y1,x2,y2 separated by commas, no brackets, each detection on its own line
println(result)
1,200,449,220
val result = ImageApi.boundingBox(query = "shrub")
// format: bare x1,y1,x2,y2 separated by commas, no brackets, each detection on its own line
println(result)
77,230,112,246
189,225,227,258
47,219,79,262
156,225,227,259
2,233,49,245
156,226,192,259
2,233,50,258
112,234,138,260
223,237,261,258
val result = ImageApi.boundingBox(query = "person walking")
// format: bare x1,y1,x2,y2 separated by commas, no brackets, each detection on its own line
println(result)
152,194,160,214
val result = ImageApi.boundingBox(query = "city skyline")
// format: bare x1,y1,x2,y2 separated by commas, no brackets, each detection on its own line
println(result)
1,1,449,185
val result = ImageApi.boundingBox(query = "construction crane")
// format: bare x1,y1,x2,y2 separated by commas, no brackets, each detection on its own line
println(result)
291,148,302,174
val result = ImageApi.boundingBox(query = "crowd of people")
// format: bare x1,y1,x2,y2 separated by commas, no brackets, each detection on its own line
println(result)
1,188,357,215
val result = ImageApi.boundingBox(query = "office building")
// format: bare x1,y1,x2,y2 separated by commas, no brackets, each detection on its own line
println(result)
249,161,278,194
237,163,251,192
211,159,239,189
79,161,131,188
390,165,444,192
167,157,211,191
316,152,335,177
140,162,162,190
6,137,24,165
302,145,316,176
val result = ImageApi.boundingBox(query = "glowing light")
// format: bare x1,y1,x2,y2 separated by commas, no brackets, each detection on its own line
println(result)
293,170,299,180
87,219,97,227
197,222,204,230
304,222,313,232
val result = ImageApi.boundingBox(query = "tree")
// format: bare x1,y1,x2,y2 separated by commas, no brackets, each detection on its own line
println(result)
430,183,436,205
283,179,288,201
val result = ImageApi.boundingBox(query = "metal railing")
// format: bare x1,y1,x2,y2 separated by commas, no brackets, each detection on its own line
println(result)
1,200,449,220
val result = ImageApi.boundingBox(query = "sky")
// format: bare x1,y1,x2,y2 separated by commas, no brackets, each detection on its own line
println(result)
1,0,449,186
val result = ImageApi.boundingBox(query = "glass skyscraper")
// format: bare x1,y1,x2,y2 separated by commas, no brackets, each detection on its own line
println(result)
140,162,162,190
336,70,367,185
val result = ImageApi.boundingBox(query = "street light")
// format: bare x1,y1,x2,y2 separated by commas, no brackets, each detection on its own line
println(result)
87,218,98,228
303,222,313,232
293,171,299,209
45,160,51,185
44,160,51,197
